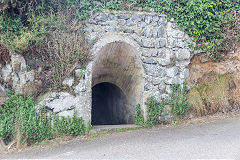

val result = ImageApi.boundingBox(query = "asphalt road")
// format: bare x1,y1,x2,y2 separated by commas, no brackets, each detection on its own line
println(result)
2,117,240,159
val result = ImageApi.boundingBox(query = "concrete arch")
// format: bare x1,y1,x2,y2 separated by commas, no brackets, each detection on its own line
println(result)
92,40,144,124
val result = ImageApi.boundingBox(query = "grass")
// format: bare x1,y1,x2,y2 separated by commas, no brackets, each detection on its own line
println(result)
89,126,144,139
187,72,237,116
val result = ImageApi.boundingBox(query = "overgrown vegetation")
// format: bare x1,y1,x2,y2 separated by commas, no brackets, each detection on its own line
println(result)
135,84,191,127
1,0,239,61
0,91,86,147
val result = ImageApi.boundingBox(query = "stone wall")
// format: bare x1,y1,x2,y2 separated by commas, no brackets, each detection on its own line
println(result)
0,10,193,124
86,11,193,120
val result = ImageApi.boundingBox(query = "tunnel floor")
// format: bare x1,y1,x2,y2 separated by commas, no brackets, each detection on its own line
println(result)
91,82,128,125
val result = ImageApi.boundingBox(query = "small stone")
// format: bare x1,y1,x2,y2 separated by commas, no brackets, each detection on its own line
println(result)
74,80,86,93
158,81,166,93
109,13,117,20
100,13,109,21
144,83,154,91
166,67,179,78
62,77,74,87
152,16,159,22
145,16,152,24
152,77,162,85
1,64,12,83
179,68,189,79
0,85,6,97
126,19,134,26
143,64,166,77
174,39,188,48
124,29,134,33
157,49,172,66
117,14,129,20
165,77,182,85
58,110,75,118
144,28,153,38
158,17,167,25
165,85,172,94
176,49,191,61
143,57,157,64
157,26,165,38
137,21,147,28
154,39,166,48
25,70,35,82
131,14,142,22
119,19,126,26
151,91,162,102
141,39,154,48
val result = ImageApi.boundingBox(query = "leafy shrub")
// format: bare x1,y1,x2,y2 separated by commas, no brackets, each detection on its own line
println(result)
0,91,86,146
166,84,191,116
135,84,191,127
134,104,144,126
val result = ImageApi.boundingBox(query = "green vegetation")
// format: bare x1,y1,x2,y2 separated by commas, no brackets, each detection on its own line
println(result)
1,0,239,61
187,72,237,116
134,104,145,126
0,91,86,147
135,84,191,127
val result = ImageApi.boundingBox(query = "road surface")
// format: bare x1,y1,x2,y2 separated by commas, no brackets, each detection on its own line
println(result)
2,117,240,159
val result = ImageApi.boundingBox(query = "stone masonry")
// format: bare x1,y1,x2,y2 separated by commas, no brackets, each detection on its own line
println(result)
0,10,193,124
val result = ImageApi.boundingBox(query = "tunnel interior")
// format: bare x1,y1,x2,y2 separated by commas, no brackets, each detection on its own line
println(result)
91,41,144,125
91,82,127,125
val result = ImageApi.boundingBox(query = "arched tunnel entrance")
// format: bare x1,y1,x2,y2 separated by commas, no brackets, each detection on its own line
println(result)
92,82,127,125
91,41,144,125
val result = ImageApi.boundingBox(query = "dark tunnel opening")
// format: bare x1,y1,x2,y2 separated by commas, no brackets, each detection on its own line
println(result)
91,82,128,125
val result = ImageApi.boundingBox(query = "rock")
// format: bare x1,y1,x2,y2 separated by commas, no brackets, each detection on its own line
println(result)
109,13,117,20
11,54,26,73
74,79,86,94
154,39,166,48
0,85,6,97
174,39,188,48
119,19,126,26
124,29,134,33
166,67,179,78
118,14,129,20
179,68,189,79
152,16,159,22
145,16,152,24
137,21,147,28
152,77,162,85
131,14,142,22
126,19,134,26
144,82,154,91
25,70,35,82
100,13,109,21
1,64,12,83
143,64,166,77
144,28,153,38
158,81,166,93
141,39,154,48
176,49,191,61
165,85,172,94
37,92,78,114
157,49,172,66
151,91,162,102
62,77,74,87
58,110,75,117
157,26,165,38
158,17,167,25
22,81,42,97
165,77,182,85
143,57,157,64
